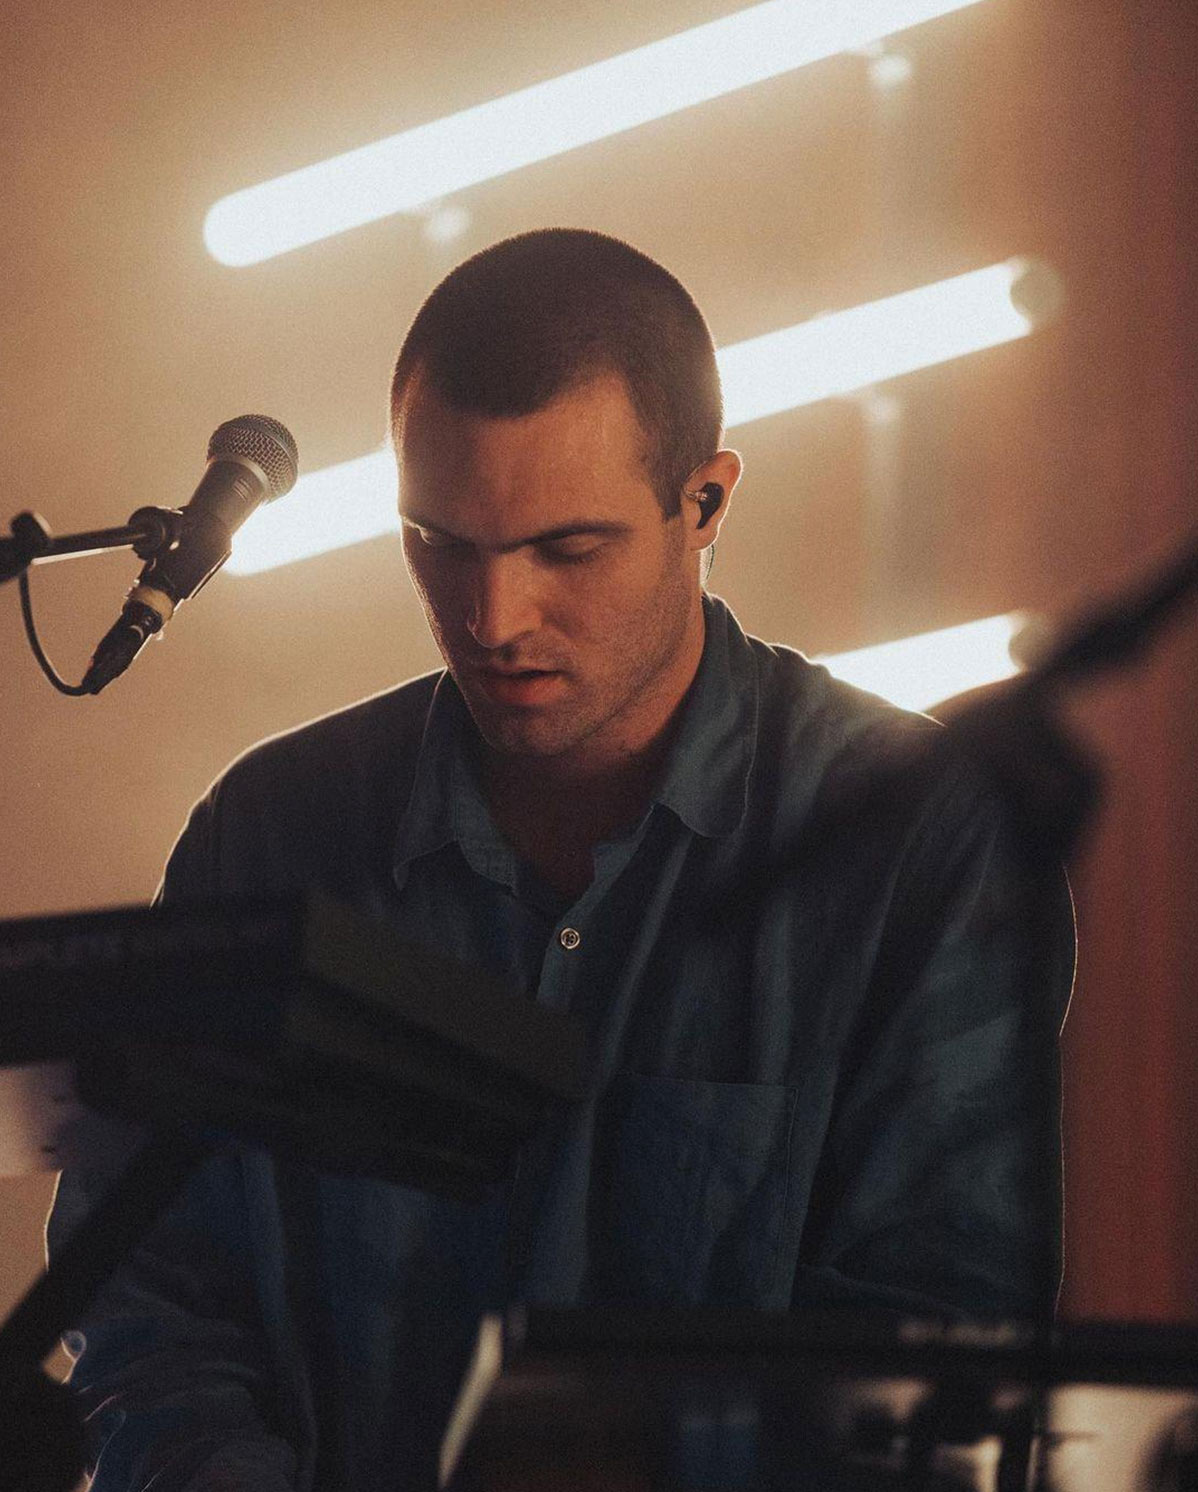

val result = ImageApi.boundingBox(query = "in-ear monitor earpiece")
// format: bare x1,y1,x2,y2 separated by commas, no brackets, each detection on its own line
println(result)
689,482,723,529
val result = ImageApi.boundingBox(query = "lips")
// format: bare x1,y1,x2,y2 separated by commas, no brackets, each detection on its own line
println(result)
474,666,565,706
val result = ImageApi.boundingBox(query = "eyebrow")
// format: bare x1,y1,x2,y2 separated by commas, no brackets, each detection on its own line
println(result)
400,515,633,551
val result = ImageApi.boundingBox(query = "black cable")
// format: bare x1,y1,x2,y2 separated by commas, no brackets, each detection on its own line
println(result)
17,568,91,696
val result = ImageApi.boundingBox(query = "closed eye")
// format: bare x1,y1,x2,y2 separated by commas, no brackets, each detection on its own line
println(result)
538,537,606,565
403,517,626,561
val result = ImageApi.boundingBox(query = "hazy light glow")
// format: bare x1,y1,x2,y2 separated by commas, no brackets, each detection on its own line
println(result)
205,0,986,266
817,613,1026,711
227,258,1051,575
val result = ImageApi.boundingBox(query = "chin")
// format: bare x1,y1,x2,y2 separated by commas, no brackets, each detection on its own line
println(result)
463,699,591,762
478,718,580,761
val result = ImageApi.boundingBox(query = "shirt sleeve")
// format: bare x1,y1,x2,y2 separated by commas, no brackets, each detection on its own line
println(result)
792,756,1076,1321
47,792,302,1492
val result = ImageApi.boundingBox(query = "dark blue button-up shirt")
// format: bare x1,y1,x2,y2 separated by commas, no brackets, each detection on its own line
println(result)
50,596,1073,1491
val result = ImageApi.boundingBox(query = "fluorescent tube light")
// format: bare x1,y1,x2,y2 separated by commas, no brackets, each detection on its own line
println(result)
817,613,1027,711
227,257,1056,576
229,447,399,575
719,258,1056,425
205,0,986,266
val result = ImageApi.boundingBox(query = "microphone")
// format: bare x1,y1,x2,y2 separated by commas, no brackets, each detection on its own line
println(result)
82,415,298,694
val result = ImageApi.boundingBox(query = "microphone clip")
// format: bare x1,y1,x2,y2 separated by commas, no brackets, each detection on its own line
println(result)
127,506,184,563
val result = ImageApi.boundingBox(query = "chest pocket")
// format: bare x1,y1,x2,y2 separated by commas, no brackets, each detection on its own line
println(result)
585,1073,797,1309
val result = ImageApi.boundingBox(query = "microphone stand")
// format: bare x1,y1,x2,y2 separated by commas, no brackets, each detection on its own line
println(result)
0,506,183,584
1,505,185,695
937,524,1198,858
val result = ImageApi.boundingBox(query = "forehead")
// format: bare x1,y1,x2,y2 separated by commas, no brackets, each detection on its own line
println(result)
398,373,657,536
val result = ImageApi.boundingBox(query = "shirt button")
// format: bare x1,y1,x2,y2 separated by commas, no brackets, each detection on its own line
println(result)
559,926,581,951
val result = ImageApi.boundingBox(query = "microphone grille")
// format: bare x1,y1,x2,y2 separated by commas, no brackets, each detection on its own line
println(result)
209,414,299,500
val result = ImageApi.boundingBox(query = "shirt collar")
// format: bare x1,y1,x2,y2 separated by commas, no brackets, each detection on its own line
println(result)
391,593,759,890
391,674,520,895
651,593,757,839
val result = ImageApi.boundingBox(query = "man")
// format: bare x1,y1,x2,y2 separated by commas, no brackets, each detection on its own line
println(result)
50,228,1074,1491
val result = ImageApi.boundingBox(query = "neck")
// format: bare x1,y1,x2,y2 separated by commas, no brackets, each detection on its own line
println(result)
476,727,675,904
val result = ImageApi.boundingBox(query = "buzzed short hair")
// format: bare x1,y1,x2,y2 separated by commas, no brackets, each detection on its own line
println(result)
390,228,723,515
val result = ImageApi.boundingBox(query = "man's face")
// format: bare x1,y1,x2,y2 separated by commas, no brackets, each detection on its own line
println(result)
398,373,706,770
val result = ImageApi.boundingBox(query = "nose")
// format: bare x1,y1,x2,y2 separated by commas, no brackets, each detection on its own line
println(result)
466,552,540,651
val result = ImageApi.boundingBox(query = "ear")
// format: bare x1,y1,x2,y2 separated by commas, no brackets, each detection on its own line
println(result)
680,449,742,552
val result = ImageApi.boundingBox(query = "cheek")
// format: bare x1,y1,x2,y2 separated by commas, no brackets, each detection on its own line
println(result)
539,567,611,637
569,550,665,627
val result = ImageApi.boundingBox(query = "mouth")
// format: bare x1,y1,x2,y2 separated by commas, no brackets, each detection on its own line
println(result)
473,666,565,707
